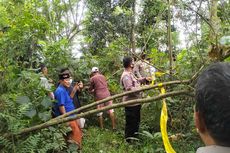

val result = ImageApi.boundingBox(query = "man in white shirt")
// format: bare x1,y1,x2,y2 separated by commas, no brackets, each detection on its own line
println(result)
39,64,54,99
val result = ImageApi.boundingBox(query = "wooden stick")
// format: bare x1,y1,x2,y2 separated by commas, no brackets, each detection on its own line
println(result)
52,80,189,120
13,89,190,136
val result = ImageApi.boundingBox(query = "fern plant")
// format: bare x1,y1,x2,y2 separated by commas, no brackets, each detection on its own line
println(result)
0,70,69,152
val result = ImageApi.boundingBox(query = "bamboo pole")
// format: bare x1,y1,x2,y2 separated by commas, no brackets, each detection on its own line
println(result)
130,0,136,55
14,90,190,136
167,0,173,76
52,80,189,120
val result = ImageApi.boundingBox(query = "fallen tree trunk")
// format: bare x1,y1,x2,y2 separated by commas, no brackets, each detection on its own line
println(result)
52,80,190,120
13,89,190,136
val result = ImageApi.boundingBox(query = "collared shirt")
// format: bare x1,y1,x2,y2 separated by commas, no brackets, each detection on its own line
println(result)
53,84,75,117
120,70,145,105
133,60,147,78
134,60,156,79
196,145,230,153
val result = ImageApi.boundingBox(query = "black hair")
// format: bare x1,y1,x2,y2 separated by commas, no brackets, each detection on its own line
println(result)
60,67,70,74
195,62,230,146
59,68,70,80
123,57,133,68
141,53,146,59
133,56,137,62
39,63,46,72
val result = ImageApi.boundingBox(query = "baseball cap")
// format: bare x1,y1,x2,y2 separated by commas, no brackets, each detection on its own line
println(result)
91,67,99,73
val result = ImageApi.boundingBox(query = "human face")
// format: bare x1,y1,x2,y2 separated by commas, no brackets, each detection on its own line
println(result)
42,67,48,76
62,78,71,88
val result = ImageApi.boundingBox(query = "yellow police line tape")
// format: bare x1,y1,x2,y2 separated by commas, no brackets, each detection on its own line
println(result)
160,86,176,153
150,73,176,153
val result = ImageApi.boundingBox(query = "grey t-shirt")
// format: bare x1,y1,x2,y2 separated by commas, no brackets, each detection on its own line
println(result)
196,145,230,153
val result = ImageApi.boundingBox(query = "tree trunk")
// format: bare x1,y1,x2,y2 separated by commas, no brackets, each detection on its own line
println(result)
12,90,190,136
209,0,220,44
208,0,224,61
167,0,173,76
53,79,190,120
130,0,136,55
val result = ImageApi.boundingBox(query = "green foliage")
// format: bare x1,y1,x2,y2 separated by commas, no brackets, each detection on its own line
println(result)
218,1,230,34
137,0,167,51
176,48,203,78
82,127,163,153
0,70,70,152
83,0,134,56
0,136,13,151
0,0,82,151
141,99,162,132
15,128,67,153
1,0,229,152
83,119,199,153
0,44,66,152
0,1,49,69
149,48,168,69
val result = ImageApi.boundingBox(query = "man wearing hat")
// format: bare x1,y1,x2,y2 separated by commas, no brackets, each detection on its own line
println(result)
53,68,82,149
89,67,116,130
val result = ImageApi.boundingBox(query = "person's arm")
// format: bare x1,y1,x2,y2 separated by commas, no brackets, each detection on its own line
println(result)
137,77,152,84
48,78,53,84
70,83,80,98
78,81,83,89
59,105,69,126
89,78,95,93
59,105,66,114
48,92,55,100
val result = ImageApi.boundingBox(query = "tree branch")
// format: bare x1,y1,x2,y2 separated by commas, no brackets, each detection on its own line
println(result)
221,47,230,61
180,1,218,46
13,89,190,136
190,65,205,84
52,79,190,120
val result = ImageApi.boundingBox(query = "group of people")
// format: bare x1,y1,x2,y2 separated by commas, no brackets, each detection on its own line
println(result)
121,58,230,153
39,55,154,149
39,65,117,150
40,67,83,149
39,57,230,152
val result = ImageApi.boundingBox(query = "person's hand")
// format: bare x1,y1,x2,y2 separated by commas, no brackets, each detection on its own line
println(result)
89,89,95,93
78,81,83,89
48,78,54,84
146,77,152,81
73,83,80,91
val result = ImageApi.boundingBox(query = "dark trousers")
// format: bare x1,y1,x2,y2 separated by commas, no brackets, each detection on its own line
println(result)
125,105,141,141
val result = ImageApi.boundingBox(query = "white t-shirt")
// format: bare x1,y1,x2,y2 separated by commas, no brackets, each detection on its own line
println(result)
40,76,52,90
